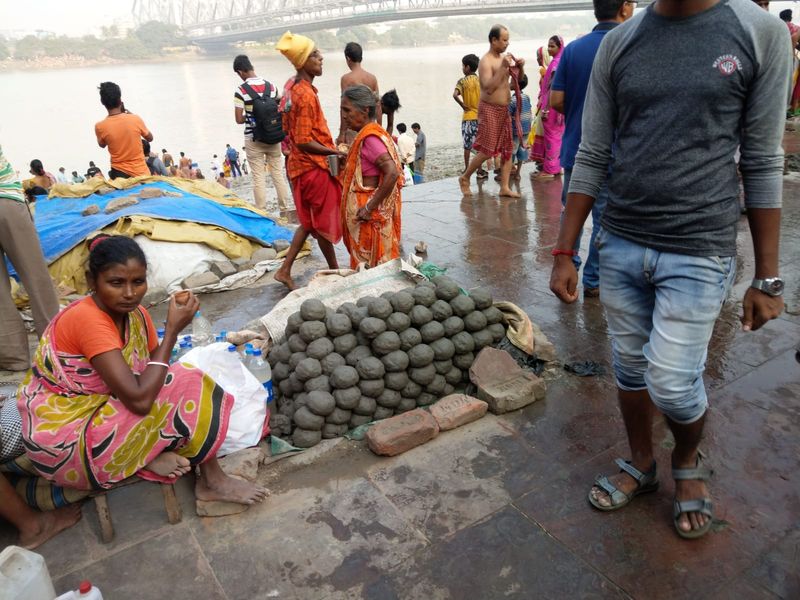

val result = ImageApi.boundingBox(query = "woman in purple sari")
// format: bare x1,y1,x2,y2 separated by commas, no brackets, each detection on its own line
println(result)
530,36,565,179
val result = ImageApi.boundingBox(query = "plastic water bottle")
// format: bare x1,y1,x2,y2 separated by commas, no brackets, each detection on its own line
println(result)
243,347,254,370
248,349,274,404
55,580,104,599
220,330,228,343
170,347,179,363
192,311,213,346
176,340,191,359
227,344,240,358
156,328,165,345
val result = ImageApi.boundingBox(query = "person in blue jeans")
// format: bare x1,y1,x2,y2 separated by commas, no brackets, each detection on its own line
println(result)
550,0,788,539
550,0,634,298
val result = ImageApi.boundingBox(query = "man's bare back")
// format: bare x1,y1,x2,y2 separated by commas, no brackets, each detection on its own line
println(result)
340,65,378,94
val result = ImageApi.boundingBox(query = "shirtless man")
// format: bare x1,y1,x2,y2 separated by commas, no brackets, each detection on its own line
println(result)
338,42,381,144
458,25,524,198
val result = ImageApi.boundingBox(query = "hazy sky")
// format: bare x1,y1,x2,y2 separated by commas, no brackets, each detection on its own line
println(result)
0,0,133,36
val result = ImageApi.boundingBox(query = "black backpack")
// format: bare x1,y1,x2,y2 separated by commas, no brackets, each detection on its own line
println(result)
242,81,285,145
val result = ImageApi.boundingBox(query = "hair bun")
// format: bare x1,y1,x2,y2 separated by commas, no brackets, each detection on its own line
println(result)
89,235,110,252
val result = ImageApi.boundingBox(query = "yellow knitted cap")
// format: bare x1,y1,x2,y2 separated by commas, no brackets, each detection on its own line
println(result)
276,31,316,69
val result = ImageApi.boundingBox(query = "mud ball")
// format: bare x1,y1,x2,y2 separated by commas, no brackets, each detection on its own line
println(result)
349,414,373,428
425,374,447,395
295,357,322,382
330,365,359,389
399,328,422,351
433,358,454,375
452,353,475,370
372,331,401,356
356,356,385,380
270,414,292,435
420,321,445,344
443,384,455,396
376,389,402,408
288,352,307,370
408,344,435,368
354,395,377,416
416,393,438,407
288,334,307,353
367,297,393,320
401,379,423,398
299,321,327,344
380,291,395,300
488,323,506,343
451,331,475,355
482,306,504,325
386,312,411,333
409,363,437,386
389,291,415,314
397,398,417,413
464,311,488,333
307,391,336,416
333,333,358,356
326,407,352,425
433,277,460,301
349,306,369,327
337,302,357,317
320,352,346,376
373,406,395,421
285,311,304,336
334,386,361,409
294,392,309,408
384,371,409,391
272,343,291,365
273,362,291,383
292,428,322,448
412,285,437,307
306,337,335,360
359,317,387,340
430,299,454,321
469,287,493,310
304,375,330,393
278,399,295,418
345,345,372,367
356,295,377,308
450,295,476,318
442,316,465,338
325,313,352,337
359,378,385,398
382,350,410,373
472,329,494,351
279,379,294,398
300,298,327,321
355,330,371,348
323,423,348,439
293,406,324,430
290,373,305,394
431,338,456,362
409,305,433,328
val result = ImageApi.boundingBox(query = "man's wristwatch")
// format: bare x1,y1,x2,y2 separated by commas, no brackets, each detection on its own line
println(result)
751,277,785,297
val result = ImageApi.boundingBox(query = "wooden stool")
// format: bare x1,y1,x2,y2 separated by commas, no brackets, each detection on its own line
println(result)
92,480,182,543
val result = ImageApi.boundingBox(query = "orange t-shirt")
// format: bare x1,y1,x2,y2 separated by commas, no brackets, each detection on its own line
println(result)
284,80,334,180
54,297,158,360
94,113,151,177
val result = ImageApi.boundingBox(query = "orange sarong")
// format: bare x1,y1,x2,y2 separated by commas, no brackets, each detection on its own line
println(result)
340,123,403,269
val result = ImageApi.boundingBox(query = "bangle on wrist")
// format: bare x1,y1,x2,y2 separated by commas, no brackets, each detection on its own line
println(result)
551,248,578,257
147,361,170,369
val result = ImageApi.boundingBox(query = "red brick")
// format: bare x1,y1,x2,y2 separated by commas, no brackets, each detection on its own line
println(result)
469,347,546,414
365,409,439,456
429,394,488,431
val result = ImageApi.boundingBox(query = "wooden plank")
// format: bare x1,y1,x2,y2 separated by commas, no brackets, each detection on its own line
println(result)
94,494,114,543
161,483,183,524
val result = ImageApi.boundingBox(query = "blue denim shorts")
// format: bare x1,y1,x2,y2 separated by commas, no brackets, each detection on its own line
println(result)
596,228,735,424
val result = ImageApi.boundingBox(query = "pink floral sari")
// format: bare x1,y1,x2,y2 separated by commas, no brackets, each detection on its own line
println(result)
530,37,566,174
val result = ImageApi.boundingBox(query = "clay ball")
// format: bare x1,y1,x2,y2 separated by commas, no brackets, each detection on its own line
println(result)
452,352,475,370
273,362,291,383
288,351,307,370
333,386,361,409
372,331,401,356
389,291,415,314
333,333,358,356
349,306,369,327
295,357,322,382
345,345,372,367
356,295,377,308
409,363,436,386
330,365,359,389
431,338,456,361
304,375,330,392
359,378,385,398
488,323,506,343
326,407,351,425
408,344,435,368
472,329,494,351
285,311,304,336
430,299,454,321
292,428,322,448
293,406,324,430
401,379,423,399
306,337,335,360
442,316,465,337
433,276,460,301
469,287,493,310
397,398,417,413
356,356,385,380
354,395,377,416
410,305,434,327
300,298,327,321
451,331,475,355
384,371,409,391
367,297,393,320
325,313,352,337
412,285,437,307
381,350,410,373
287,334,307,353
376,389,402,408
463,311,488,333
373,406,395,421
420,321,445,344
399,327,422,351
450,294,476,317
359,317,387,340
386,312,411,333
307,390,336,416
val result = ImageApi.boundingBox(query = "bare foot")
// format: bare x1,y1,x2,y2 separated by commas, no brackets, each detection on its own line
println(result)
458,175,472,196
195,474,268,505
675,477,711,534
273,269,296,291
534,172,556,180
19,504,82,550
589,471,639,508
145,452,191,479
499,188,521,198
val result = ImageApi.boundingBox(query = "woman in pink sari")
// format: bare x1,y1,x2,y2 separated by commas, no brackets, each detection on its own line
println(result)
530,36,565,179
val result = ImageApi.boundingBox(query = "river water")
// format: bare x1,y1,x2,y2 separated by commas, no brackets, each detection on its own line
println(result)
0,39,547,177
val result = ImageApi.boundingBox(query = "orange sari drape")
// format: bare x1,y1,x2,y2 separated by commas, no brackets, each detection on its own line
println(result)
340,122,403,268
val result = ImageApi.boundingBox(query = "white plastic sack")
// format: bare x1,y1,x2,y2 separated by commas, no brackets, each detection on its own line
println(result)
403,164,414,187
181,342,267,457
135,236,228,292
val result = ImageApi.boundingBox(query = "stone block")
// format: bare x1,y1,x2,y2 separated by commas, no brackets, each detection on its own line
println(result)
251,247,278,263
210,260,237,280
104,196,139,214
366,408,439,457
232,257,251,269
180,271,220,290
81,204,100,216
272,239,290,253
469,347,545,414
142,286,168,306
429,394,488,431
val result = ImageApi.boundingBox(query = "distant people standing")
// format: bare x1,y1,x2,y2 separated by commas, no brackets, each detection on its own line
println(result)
161,149,174,169
225,144,242,177
453,54,481,172
0,145,60,371
86,161,102,179
178,152,190,171
530,36,565,179
274,31,343,290
338,42,380,144
233,54,291,212
241,147,249,174
411,123,426,178
94,82,153,179
509,74,532,180
71,171,85,184
211,154,221,177
56,167,69,184
380,89,401,136
549,0,634,297
395,123,416,169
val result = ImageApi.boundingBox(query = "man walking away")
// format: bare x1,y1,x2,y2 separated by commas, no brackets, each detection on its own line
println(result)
339,42,380,144
550,0,790,539
412,123,426,179
453,54,481,172
233,54,292,212
549,0,635,298
162,149,174,169
396,123,415,170
94,82,153,179
225,143,242,177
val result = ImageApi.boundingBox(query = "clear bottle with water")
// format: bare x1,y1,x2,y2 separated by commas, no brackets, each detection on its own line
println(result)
227,344,240,359
192,311,213,346
243,347,254,369
157,328,165,345
247,349,274,405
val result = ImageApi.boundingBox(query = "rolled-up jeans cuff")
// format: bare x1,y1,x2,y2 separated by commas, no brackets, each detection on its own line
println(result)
615,379,648,392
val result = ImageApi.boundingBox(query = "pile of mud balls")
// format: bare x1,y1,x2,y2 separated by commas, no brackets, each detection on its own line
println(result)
267,276,507,448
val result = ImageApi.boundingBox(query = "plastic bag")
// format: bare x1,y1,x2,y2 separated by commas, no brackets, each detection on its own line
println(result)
181,342,268,456
403,164,414,187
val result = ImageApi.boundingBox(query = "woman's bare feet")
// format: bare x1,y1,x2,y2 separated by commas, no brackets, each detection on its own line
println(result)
273,268,296,291
145,452,191,479
19,504,82,550
499,188,521,198
196,461,268,506
458,175,472,196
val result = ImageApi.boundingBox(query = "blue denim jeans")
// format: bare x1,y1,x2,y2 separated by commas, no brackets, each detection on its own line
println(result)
561,168,606,289
595,228,735,424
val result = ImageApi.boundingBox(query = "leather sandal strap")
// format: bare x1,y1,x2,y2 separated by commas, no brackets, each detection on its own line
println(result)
594,475,626,506
674,498,713,519
614,458,653,483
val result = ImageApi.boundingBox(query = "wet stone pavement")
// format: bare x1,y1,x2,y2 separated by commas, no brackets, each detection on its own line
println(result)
2,156,799,599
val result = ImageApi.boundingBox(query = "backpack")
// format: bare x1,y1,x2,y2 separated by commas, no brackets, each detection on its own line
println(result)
242,81,285,145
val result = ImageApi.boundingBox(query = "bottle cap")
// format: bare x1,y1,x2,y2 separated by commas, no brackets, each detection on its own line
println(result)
179,341,189,348
195,311,201,316
79,581,92,594
157,328,165,336
183,335,192,342
245,343,254,349
227,345,237,352
245,348,254,355
253,349,262,356
220,330,228,336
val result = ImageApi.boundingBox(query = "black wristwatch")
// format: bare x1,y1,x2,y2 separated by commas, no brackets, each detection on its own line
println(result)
751,277,784,297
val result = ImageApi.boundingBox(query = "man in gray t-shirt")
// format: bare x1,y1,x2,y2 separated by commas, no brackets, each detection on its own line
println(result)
550,0,789,539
